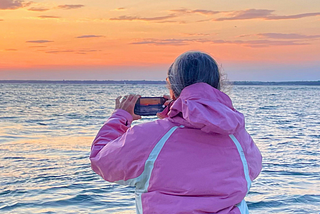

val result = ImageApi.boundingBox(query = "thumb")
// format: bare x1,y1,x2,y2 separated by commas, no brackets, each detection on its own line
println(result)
156,112,163,119
132,114,141,120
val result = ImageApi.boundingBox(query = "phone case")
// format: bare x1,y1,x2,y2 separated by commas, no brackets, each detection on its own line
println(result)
134,97,167,116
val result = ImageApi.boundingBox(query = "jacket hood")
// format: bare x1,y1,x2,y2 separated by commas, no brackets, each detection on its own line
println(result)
168,83,245,134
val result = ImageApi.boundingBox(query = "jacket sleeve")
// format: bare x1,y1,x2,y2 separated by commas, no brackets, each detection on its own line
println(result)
246,135,263,181
90,109,133,158
90,109,158,185
90,109,136,182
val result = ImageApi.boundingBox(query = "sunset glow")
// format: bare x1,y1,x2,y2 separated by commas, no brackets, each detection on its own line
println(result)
1,0,320,80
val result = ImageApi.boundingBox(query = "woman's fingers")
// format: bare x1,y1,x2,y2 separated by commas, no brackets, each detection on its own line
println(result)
156,112,165,119
131,95,141,121
132,114,142,120
163,94,171,100
163,94,172,106
116,94,141,121
115,96,121,109
131,94,140,105
121,94,135,107
121,95,128,103
164,100,171,106
127,94,135,101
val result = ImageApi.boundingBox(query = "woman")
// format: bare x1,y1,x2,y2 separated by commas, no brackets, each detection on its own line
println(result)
90,51,262,214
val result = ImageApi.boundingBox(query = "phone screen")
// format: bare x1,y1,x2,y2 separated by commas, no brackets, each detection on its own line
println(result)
134,97,167,116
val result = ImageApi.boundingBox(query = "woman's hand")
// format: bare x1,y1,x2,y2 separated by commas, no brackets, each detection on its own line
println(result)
156,94,173,119
163,94,172,106
115,94,141,121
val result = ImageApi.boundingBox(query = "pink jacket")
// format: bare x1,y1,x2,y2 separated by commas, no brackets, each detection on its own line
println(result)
90,83,262,214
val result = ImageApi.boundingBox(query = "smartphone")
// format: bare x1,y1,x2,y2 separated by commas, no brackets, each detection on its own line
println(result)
134,97,167,116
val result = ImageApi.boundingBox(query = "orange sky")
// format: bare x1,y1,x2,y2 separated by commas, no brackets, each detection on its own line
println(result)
1,0,320,80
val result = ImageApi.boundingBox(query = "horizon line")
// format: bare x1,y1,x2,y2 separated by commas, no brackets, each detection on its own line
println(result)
0,80,320,82
1,80,320,86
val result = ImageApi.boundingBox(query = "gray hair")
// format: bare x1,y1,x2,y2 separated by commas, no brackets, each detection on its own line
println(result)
167,51,221,97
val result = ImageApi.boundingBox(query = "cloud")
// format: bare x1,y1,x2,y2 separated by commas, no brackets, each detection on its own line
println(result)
28,7,50,12
29,45,47,48
215,9,273,21
131,38,206,46
79,49,100,52
108,8,320,25
159,8,320,23
236,34,251,38
130,37,309,47
266,12,320,20
5,49,18,51
38,15,60,19
168,9,216,22
113,7,126,11
169,9,221,16
76,49,101,54
192,9,221,15
210,39,309,47
109,14,176,21
258,33,320,39
156,20,186,24
42,48,101,54
45,50,74,54
0,19,3,21
26,40,53,43
214,9,320,21
131,39,188,46
76,35,104,38
57,4,84,10
182,33,211,36
196,19,212,23
169,9,188,13
0,0,32,10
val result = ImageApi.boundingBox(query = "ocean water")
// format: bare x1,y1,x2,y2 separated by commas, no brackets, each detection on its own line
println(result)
0,83,319,214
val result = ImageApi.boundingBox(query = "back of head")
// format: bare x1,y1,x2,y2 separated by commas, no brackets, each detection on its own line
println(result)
168,51,221,98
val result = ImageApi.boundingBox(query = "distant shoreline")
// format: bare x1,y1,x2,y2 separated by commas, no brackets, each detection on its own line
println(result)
0,80,320,86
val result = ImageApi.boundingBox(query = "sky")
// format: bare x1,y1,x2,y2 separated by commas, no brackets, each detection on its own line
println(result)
0,0,320,81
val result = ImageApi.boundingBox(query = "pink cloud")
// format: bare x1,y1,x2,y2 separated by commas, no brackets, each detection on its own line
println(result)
40,48,101,54
182,33,211,36
169,9,220,15
76,35,104,39
26,40,53,43
217,9,273,21
131,38,191,46
0,0,32,10
109,14,176,21
258,33,320,39
114,7,126,11
214,9,320,21
28,7,50,12
38,15,60,19
29,45,47,48
45,50,74,54
191,9,221,15
156,20,186,24
76,49,101,54
56,4,84,10
266,12,320,20
112,8,320,24
211,39,309,47
130,37,309,48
